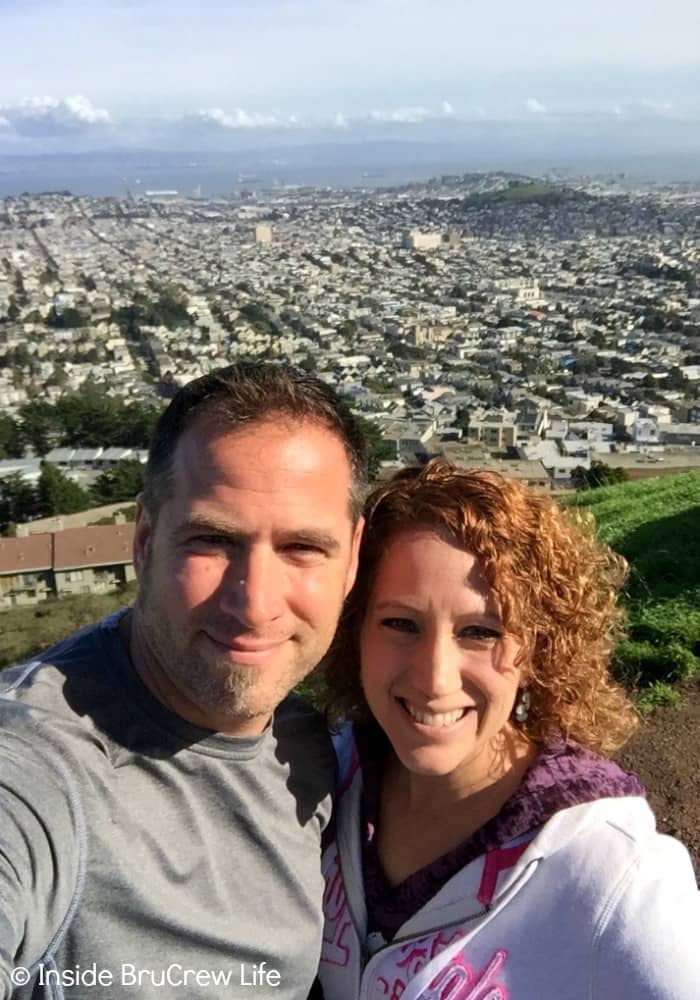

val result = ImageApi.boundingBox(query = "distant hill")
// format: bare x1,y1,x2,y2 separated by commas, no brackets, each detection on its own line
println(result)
567,471,700,693
462,180,594,208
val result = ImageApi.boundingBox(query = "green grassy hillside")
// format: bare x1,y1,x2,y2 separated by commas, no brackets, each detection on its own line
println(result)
0,584,138,669
566,471,700,703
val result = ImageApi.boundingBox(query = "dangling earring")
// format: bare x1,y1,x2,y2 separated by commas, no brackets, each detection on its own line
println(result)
514,688,531,724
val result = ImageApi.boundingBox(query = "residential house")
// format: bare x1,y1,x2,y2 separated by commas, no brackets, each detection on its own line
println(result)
0,523,136,609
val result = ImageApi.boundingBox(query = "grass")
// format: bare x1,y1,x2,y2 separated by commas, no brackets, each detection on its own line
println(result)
0,583,138,669
565,471,700,706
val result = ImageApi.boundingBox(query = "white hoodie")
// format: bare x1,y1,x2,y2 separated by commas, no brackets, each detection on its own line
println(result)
319,728,700,1000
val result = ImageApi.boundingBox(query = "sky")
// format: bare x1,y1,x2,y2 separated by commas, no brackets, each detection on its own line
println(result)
0,0,698,154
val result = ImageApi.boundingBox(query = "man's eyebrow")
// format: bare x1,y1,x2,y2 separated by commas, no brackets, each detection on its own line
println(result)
281,529,341,554
174,518,341,554
173,515,244,539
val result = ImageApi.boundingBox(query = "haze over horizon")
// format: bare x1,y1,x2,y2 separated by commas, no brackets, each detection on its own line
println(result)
0,0,698,165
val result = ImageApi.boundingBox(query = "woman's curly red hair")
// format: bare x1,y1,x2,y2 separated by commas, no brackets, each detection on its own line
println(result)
323,458,637,755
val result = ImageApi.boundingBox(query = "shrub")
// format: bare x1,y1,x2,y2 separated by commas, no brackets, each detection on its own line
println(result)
637,682,683,715
614,640,698,689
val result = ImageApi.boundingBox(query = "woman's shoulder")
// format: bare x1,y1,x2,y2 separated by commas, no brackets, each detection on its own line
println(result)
583,800,700,998
531,794,696,921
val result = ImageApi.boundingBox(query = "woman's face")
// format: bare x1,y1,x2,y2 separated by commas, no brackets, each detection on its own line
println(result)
360,529,525,784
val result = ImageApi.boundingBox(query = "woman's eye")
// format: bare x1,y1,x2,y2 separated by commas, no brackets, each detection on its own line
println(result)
380,617,419,634
460,625,501,641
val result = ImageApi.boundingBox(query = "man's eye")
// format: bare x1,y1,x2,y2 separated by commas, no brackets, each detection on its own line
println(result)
192,534,231,548
380,617,419,634
284,542,326,558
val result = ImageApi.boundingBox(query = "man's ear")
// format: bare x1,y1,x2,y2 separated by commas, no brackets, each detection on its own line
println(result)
132,496,153,578
344,515,364,597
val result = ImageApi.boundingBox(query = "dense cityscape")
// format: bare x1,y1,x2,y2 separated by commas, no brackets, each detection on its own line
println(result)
2,172,699,486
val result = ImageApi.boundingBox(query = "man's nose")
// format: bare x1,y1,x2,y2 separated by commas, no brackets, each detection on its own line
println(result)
221,546,285,627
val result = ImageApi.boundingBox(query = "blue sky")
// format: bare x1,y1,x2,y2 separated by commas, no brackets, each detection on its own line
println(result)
0,0,698,151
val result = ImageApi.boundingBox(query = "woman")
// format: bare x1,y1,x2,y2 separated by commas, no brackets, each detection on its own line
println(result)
318,459,699,1000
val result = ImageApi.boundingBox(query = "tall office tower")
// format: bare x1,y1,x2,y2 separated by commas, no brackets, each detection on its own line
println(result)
255,223,273,245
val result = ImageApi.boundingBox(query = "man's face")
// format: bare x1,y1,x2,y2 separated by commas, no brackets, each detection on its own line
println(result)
131,416,362,735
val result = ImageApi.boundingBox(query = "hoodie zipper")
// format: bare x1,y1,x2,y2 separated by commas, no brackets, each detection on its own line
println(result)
354,859,539,1000
362,903,491,967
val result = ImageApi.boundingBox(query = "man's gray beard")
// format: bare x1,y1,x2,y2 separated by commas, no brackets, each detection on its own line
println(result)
132,538,332,727
177,648,258,720
142,609,271,722
134,586,312,725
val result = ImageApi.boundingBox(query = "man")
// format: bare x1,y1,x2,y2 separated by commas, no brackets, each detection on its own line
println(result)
0,363,367,999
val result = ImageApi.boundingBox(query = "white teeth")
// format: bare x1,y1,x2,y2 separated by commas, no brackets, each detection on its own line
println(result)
403,701,466,727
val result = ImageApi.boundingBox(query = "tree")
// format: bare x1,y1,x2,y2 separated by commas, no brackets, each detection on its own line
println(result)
92,459,145,505
45,364,69,389
0,474,39,534
337,319,358,339
112,290,192,335
389,341,425,361
354,415,395,479
571,356,599,376
118,401,161,449
36,463,91,516
18,400,62,455
664,367,688,392
454,407,471,432
571,461,629,491
53,389,162,449
46,305,85,329
56,388,121,447
297,355,316,374
0,414,24,459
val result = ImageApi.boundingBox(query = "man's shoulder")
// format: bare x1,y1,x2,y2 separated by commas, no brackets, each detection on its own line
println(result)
275,690,325,722
272,693,336,766
273,692,332,742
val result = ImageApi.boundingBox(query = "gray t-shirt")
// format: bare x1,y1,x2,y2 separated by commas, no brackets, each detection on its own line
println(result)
0,612,336,1000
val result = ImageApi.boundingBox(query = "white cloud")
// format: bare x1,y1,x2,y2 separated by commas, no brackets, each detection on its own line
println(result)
367,106,435,124
189,106,281,129
607,99,684,121
524,98,547,114
441,100,454,117
0,94,111,136
62,95,110,124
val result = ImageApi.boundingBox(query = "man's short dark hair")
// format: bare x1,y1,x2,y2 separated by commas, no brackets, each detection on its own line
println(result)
142,362,369,520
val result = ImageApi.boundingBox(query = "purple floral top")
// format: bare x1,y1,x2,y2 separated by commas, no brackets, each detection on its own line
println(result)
356,725,645,940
